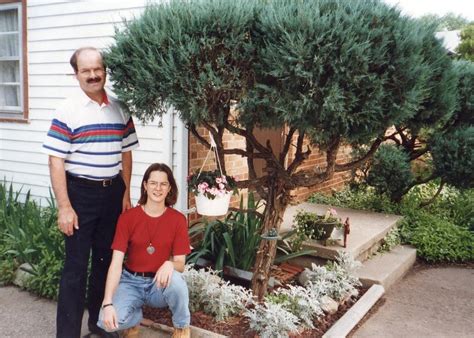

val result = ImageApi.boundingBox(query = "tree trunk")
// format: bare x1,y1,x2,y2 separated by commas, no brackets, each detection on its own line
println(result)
250,180,289,301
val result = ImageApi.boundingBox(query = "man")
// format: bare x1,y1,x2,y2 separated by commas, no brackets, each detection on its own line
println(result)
42,47,139,338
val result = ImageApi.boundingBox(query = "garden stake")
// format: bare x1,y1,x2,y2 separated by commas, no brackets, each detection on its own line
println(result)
344,217,350,248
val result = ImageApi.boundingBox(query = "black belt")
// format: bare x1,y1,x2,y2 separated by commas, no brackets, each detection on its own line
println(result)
124,266,155,278
66,173,119,187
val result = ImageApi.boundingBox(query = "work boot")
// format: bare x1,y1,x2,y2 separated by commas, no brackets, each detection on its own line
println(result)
171,327,190,338
122,325,140,338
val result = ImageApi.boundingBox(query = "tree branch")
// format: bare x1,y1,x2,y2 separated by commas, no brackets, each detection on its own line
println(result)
279,127,296,165
335,137,383,172
188,123,211,149
287,130,311,174
288,136,340,189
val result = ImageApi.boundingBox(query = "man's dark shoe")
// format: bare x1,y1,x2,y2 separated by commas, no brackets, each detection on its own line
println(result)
85,323,119,338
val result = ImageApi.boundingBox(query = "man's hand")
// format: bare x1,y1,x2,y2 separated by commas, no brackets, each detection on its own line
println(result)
57,205,78,236
102,306,119,331
122,192,131,213
154,261,174,288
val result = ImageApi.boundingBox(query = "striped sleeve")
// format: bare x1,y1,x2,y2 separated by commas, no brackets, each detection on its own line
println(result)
122,116,139,152
42,111,73,158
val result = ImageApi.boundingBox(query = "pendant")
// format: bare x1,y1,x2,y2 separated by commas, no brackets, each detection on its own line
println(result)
146,244,155,255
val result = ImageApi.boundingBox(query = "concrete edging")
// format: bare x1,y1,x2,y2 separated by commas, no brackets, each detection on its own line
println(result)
142,318,228,338
142,284,385,338
323,284,385,338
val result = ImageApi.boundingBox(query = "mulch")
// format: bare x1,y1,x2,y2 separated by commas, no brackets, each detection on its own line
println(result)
143,286,367,337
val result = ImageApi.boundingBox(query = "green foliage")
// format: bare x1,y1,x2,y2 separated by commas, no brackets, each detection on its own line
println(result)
107,0,259,123
378,227,401,253
243,0,443,145
107,0,450,146
450,60,474,127
431,127,474,189
188,192,264,271
0,181,64,299
308,187,398,213
457,24,474,61
188,192,313,270
366,144,414,202
0,258,18,285
401,212,474,262
448,190,474,231
25,222,64,300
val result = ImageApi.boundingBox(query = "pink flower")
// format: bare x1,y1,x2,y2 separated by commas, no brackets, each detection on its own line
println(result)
198,182,209,194
216,177,222,184
218,183,226,190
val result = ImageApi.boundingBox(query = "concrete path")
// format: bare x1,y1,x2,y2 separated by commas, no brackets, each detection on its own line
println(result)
352,264,474,338
0,286,166,338
1,264,472,337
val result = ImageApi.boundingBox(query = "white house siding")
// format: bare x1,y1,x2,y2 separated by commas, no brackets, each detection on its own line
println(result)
0,0,189,211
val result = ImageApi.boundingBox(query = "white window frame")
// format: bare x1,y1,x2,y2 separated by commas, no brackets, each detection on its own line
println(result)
0,1,26,120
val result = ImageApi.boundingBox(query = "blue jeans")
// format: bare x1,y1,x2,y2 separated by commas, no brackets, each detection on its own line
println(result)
97,269,190,331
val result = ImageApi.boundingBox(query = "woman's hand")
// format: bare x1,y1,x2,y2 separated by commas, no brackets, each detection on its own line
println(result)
102,305,118,331
154,261,174,288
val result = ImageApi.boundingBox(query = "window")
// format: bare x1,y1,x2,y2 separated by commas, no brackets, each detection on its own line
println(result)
0,0,27,121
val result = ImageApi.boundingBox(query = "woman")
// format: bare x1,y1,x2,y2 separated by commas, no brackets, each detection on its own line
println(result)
98,163,191,338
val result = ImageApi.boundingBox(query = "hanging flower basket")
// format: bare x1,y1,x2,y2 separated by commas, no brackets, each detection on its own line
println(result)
188,133,238,216
188,170,238,216
195,191,232,216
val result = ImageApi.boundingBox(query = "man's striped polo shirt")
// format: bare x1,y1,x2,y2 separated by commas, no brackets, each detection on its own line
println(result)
42,88,139,180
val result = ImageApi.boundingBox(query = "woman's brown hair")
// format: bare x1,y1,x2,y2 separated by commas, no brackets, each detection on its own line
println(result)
138,163,178,207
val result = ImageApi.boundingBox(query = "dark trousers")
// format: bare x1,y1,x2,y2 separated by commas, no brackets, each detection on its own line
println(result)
56,175,125,338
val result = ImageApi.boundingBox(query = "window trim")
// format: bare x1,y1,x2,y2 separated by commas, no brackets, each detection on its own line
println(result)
0,0,28,123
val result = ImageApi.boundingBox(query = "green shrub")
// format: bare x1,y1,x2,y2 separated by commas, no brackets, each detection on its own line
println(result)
308,187,398,214
431,127,474,189
450,190,474,231
0,259,18,285
0,181,64,299
402,212,474,262
366,144,414,202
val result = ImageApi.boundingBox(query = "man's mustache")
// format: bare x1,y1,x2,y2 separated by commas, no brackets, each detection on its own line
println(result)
86,77,102,83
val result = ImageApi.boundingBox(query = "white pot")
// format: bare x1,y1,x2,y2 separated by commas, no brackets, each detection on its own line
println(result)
195,192,232,216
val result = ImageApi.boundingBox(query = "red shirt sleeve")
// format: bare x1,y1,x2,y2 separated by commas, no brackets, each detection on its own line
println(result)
111,212,130,253
172,213,191,256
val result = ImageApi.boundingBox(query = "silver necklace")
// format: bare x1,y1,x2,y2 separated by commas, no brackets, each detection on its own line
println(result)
143,205,165,255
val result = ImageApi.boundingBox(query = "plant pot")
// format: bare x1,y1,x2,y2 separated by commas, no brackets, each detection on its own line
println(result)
195,192,232,216
307,221,337,240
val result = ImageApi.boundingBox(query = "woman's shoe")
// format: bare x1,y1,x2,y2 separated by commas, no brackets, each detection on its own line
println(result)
171,327,190,338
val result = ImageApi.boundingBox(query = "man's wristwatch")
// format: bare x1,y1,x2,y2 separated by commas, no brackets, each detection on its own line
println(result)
102,303,113,309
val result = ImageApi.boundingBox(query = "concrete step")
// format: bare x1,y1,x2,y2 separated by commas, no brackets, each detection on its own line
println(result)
355,245,417,290
281,203,402,262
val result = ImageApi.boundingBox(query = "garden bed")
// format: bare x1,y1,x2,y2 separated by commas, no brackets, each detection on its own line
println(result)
143,286,368,337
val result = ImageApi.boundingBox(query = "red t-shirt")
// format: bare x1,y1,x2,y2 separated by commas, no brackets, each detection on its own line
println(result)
112,206,191,272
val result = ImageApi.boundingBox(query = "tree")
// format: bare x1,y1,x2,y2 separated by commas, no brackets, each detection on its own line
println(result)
364,58,473,202
106,0,457,299
457,24,474,61
419,12,471,31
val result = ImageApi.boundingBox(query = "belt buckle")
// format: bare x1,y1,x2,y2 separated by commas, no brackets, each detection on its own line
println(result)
102,179,113,187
